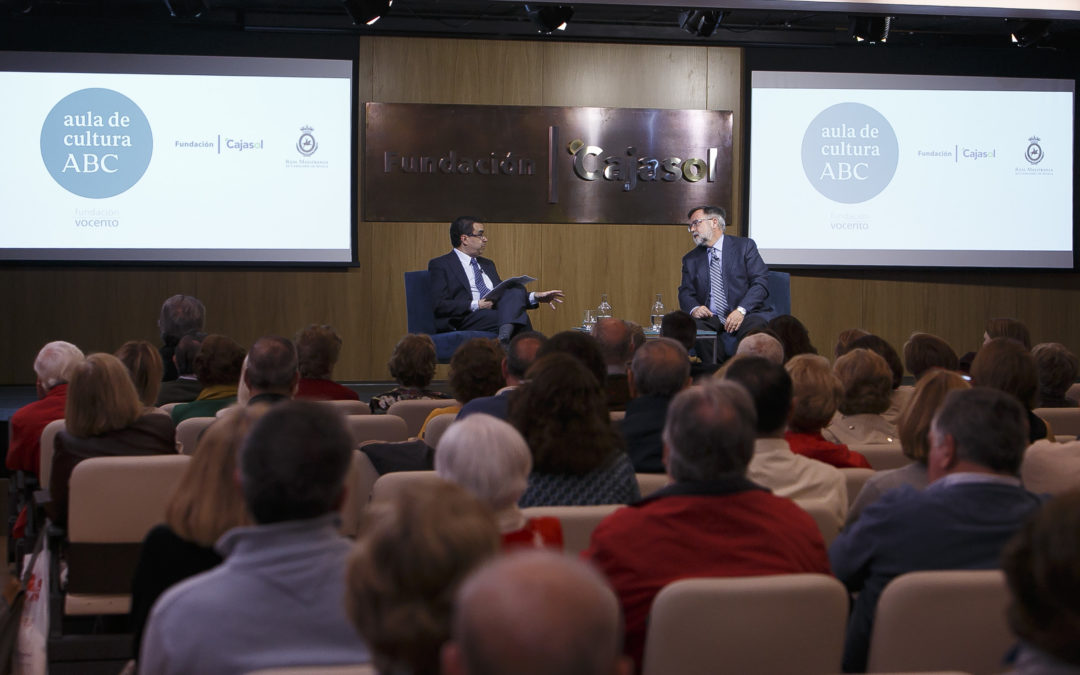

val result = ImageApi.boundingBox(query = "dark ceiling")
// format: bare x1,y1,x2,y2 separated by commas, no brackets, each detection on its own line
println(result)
1,0,1079,51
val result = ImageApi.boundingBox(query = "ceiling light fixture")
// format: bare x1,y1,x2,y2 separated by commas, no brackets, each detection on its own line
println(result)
679,9,724,38
525,4,573,34
849,15,892,43
343,0,393,26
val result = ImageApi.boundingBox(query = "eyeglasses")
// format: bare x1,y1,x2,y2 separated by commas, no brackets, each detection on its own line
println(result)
687,217,716,232
464,232,487,239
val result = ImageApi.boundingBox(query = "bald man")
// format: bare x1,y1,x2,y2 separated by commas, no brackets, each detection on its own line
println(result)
592,317,636,411
735,332,784,364
442,551,632,675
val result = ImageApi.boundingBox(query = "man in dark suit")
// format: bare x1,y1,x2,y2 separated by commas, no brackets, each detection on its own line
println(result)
677,205,771,361
428,216,564,344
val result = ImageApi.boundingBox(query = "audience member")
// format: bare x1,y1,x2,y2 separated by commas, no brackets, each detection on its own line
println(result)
627,321,646,353
418,337,504,438
620,338,691,473
1001,490,1080,674
370,333,451,414
156,332,206,406
834,328,870,359
443,550,633,675
846,368,970,525
130,405,263,660
294,324,359,401
823,348,899,446
457,331,546,421
660,309,717,381
585,381,830,669
7,340,84,474
50,354,176,525
902,332,959,381
537,330,607,386
768,314,817,362
1020,439,1080,496
971,337,1050,442
115,340,165,409
725,357,848,527
848,333,909,424
140,401,370,673
735,331,784,364
985,317,1032,349
170,335,246,423
784,354,871,469
511,354,640,507
157,294,205,382
436,414,563,550
830,387,1043,673
1031,342,1079,408
243,336,299,406
592,317,636,410
346,481,499,675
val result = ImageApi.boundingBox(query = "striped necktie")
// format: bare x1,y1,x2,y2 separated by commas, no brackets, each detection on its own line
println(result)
471,258,490,299
709,247,728,317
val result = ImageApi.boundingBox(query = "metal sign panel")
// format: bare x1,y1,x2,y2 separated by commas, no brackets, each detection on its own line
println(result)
363,103,732,224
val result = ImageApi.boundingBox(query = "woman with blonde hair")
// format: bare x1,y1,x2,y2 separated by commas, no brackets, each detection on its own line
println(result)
436,414,563,550
845,368,970,526
784,354,871,468
129,405,265,660
115,340,164,409
49,353,175,525
823,348,898,446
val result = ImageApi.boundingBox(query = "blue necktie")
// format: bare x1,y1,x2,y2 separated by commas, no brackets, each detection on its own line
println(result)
709,248,728,317
471,258,490,299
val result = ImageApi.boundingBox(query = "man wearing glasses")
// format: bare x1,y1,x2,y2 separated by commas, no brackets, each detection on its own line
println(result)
678,205,771,362
428,216,564,344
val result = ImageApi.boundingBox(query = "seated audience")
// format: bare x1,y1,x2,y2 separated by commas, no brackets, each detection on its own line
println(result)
419,337,504,438
1001,490,1080,675
243,336,300,406
725,357,848,527
985,317,1033,349
902,332,959,381
1031,342,1079,408
830,387,1043,673
130,405,263,660
823,348,899,446
170,335,246,423
972,337,1050,442
511,354,640,507
294,324,360,401
1020,439,1080,496
370,334,450,414
157,294,205,382
457,331,546,422
784,354,871,469
140,401,371,673
627,321,646,353
834,328,870,359
735,331,784,364
592,317,636,410
346,481,499,675
436,414,563,551
620,338,691,473
660,309,717,381
443,550,633,675
847,333,909,424
50,354,176,525
7,340,84,474
537,330,607,386
768,314,817,362
584,381,830,669
156,332,205,406
846,368,970,525
116,340,165,409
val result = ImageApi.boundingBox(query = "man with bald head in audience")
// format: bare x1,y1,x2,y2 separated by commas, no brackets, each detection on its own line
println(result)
8,340,84,475
585,380,830,669
621,338,691,473
442,550,632,675
592,317,636,411
457,331,546,422
735,332,784,364
244,336,299,405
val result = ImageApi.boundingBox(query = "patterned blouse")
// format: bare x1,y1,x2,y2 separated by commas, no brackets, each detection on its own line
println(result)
368,387,451,415
519,451,641,507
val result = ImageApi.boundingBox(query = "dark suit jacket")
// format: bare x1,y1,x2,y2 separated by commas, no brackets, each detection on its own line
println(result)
678,235,771,317
428,250,502,333
457,388,514,421
620,394,672,473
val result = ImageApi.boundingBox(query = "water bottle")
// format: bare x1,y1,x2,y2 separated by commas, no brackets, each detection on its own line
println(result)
597,294,613,319
650,293,665,330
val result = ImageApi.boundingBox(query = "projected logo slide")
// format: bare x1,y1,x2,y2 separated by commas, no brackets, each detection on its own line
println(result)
40,88,153,199
801,102,899,204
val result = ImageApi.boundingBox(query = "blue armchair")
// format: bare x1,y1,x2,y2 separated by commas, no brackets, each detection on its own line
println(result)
404,270,496,362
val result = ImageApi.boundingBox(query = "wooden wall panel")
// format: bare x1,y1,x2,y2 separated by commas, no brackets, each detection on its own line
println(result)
706,47,743,232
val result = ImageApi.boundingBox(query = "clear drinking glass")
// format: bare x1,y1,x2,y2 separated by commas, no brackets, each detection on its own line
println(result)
650,293,665,330
583,309,596,329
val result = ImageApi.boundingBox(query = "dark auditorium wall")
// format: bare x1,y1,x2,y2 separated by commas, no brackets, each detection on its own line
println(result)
1,37,1077,383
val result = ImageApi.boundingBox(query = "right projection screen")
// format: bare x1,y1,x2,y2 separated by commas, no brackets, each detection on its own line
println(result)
748,71,1074,269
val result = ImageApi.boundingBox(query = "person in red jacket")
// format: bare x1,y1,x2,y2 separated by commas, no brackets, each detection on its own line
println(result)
584,380,831,671
784,354,872,469
7,340,84,475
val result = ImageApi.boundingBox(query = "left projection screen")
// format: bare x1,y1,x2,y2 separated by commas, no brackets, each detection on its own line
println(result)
0,51,355,263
